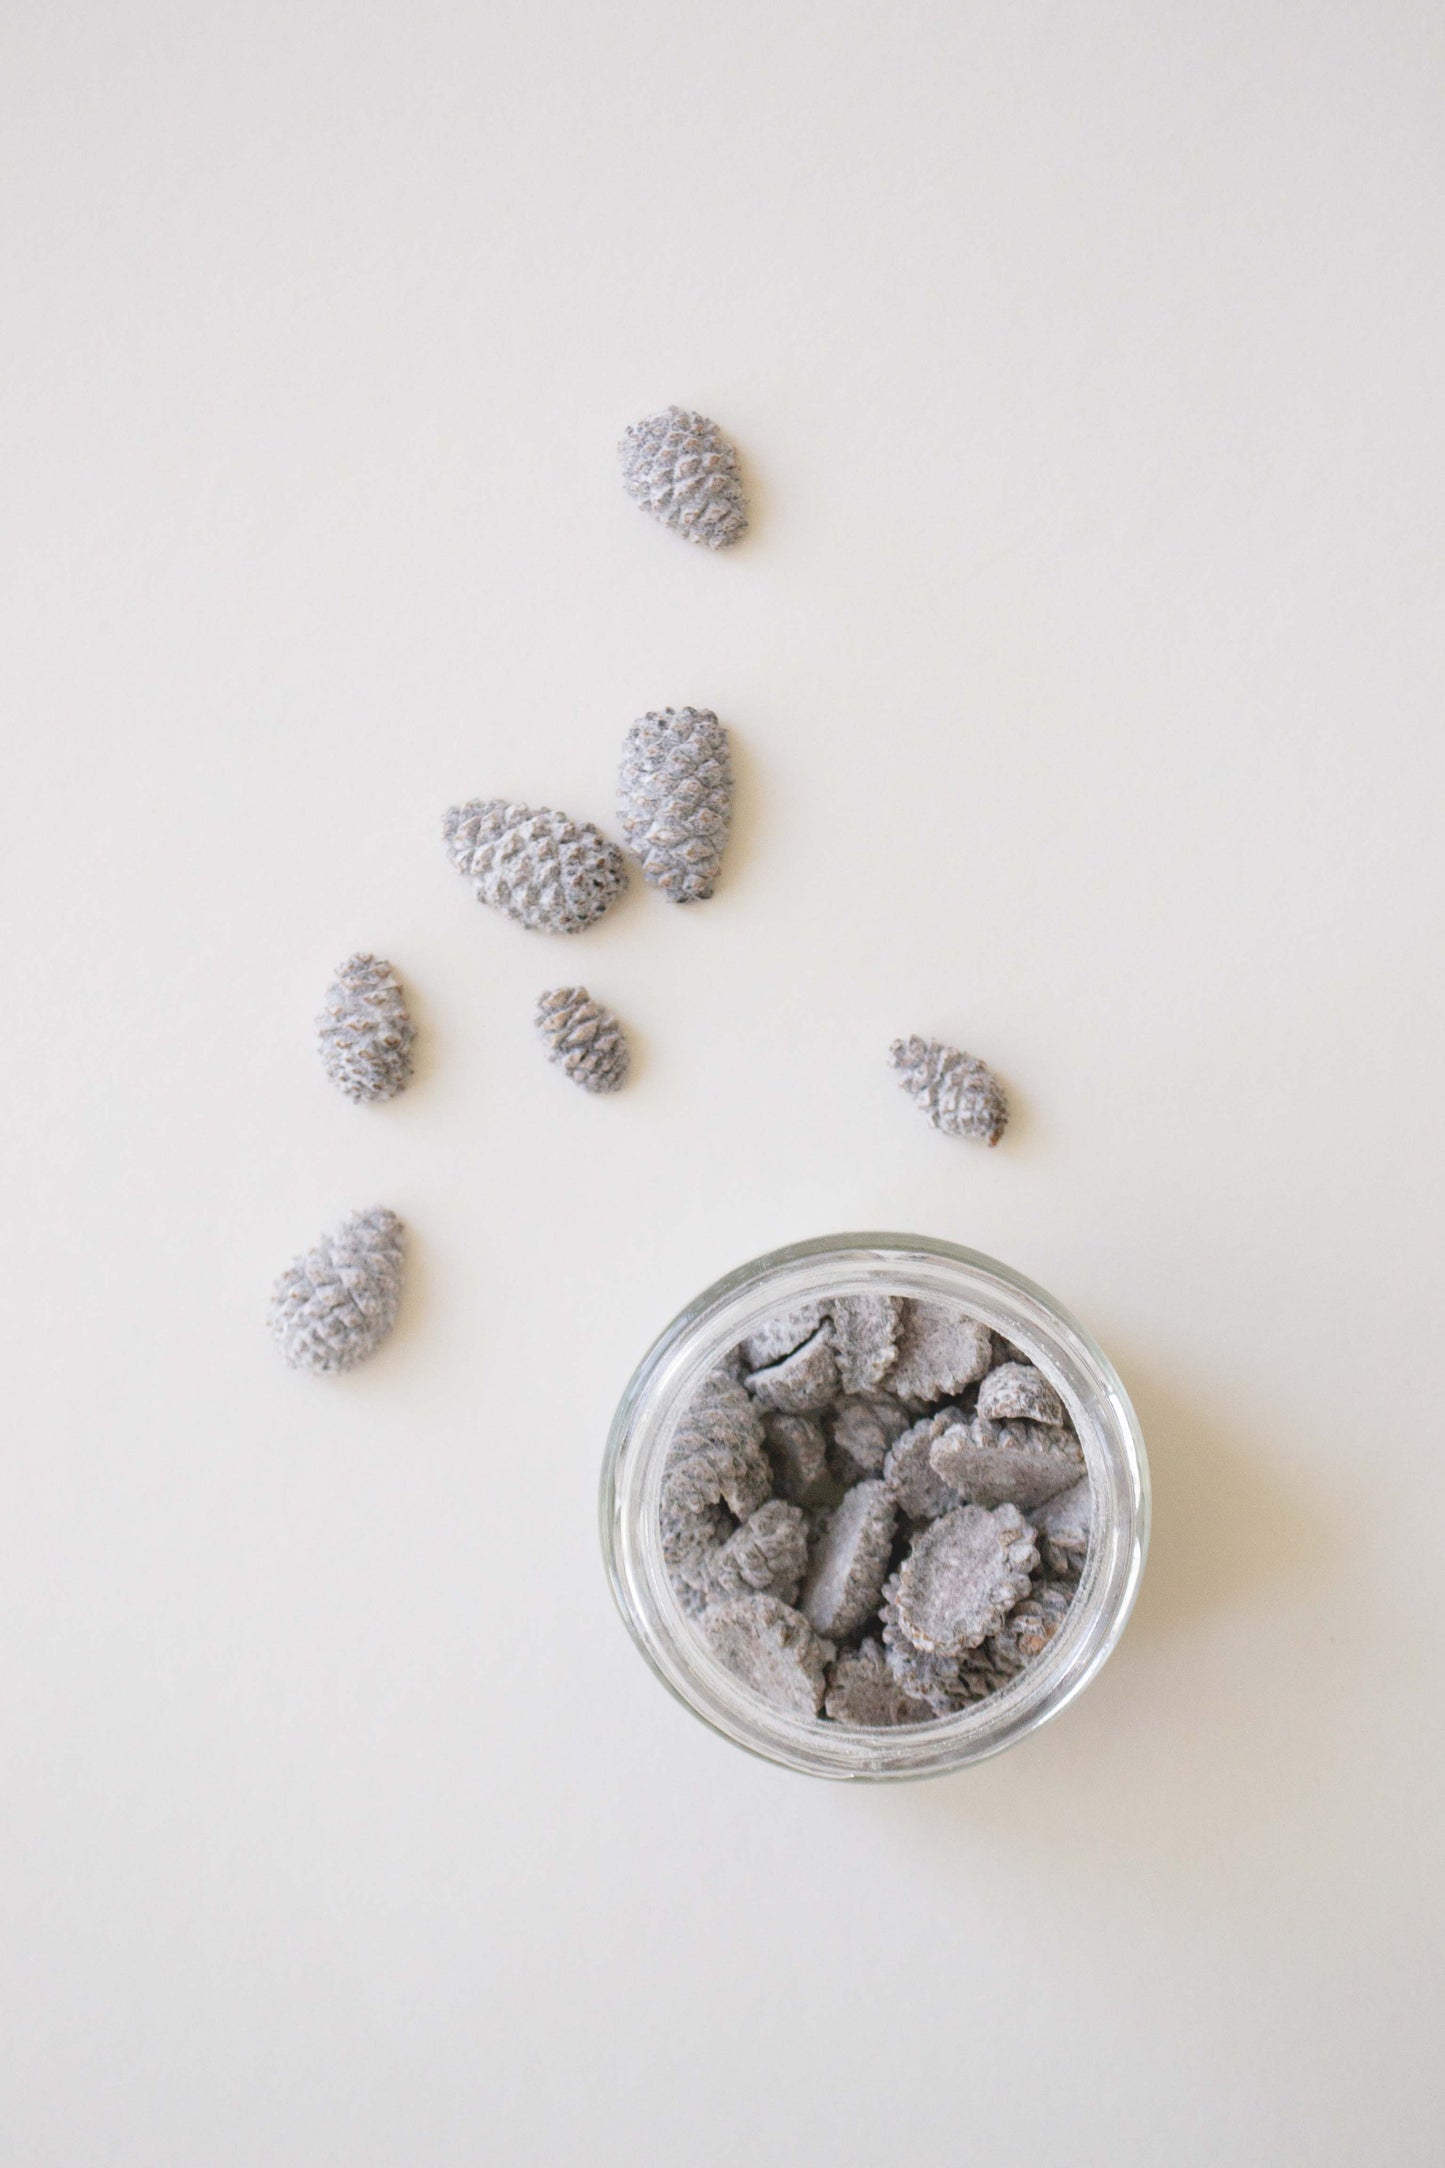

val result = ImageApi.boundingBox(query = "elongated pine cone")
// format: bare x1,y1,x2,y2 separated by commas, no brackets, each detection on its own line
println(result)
618,707,733,902
534,986,630,1094
618,406,748,549
442,799,627,935
888,1035,1008,1145
268,1207,405,1375
316,953,416,1103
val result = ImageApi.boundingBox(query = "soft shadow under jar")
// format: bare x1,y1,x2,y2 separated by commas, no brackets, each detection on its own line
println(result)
601,1233,1150,1781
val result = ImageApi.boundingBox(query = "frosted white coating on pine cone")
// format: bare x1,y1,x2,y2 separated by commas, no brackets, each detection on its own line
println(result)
267,1207,405,1375
663,1374,770,1597
827,1294,902,1393
662,1434,771,1528
740,1301,828,1372
986,1580,1074,1673
895,1504,1039,1657
798,1480,897,1641
888,1035,1008,1145
699,1593,833,1717
830,1392,909,1483
316,953,416,1104
824,1638,935,1728
670,1371,766,1465
697,1499,810,1607
617,707,733,902
889,1301,995,1403
883,1412,966,1522
745,1325,840,1413
618,406,748,549
976,1361,1067,1427
1032,1474,1093,1579
929,1416,1085,1513
442,798,627,935
763,1413,839,1507
877,1579,991,1712
534,986,630,1094
662,1498,734,1596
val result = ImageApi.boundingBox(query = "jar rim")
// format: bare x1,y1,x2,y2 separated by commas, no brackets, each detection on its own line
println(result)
600,1233,1150,1781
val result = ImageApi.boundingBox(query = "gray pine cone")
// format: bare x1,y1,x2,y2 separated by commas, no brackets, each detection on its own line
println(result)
617,707,733,902
534,986,630,1094
268,1207,405,1375
316,953,416,1103
442,799,627,935
618,405,748,549
888,1035,1009,1146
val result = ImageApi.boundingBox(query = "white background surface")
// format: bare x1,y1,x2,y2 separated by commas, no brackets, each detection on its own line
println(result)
4,3,1443,2161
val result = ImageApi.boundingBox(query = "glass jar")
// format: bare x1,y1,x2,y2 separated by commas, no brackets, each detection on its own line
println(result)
601,1233,1150,1780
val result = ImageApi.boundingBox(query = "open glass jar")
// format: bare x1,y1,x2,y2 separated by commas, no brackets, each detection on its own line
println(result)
601,1234,1149,1780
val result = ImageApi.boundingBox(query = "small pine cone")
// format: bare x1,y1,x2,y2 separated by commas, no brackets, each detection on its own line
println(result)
986,1580,1074,1674
894,1504,1039,1658
889,1035,1008,1145
829,1392,909,1483
268,1207,405,1375
745,1325,840,1414
976,1361,1067,1427
316,953,416,1103
825,1639,935,1728
697,1500,810,1608
618,406,748,549
670,1371,767,1469
698,1594,833,1717
883,1410,967,1522
1032,1475,1092,1580
763,1413,839,1508
662,1498,734,1600
878,1579,977,1713
929,1415,1085,1515
442,799,627,935
617,707,734,902
827,1294,902,1393
534,986,630,1094
740,1301,828,1371
889,1300,995,1404
798,1479,898,1641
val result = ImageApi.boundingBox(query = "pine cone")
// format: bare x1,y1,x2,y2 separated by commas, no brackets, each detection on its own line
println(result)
986,1580,1074,1673
534,986,630,1094
894,1504,1038,1658
882,1410,967,1522
316,953,416,1103
976,1361,1066,1426
829,1392,909,1483
827,1293,902,1393
1032,1475,1092,1580
618,406,748,549
442,799,627,935
697,1500,810,1608
268,1207,405,1375
698,1593,833,1717
798,1479,897,1641
889,1300,995,1403
617,707,733,902
824,1638,935,1728
888,1036,1008,1145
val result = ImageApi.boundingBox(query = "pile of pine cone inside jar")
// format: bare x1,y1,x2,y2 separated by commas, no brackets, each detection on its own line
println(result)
663,1292,1092,1726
